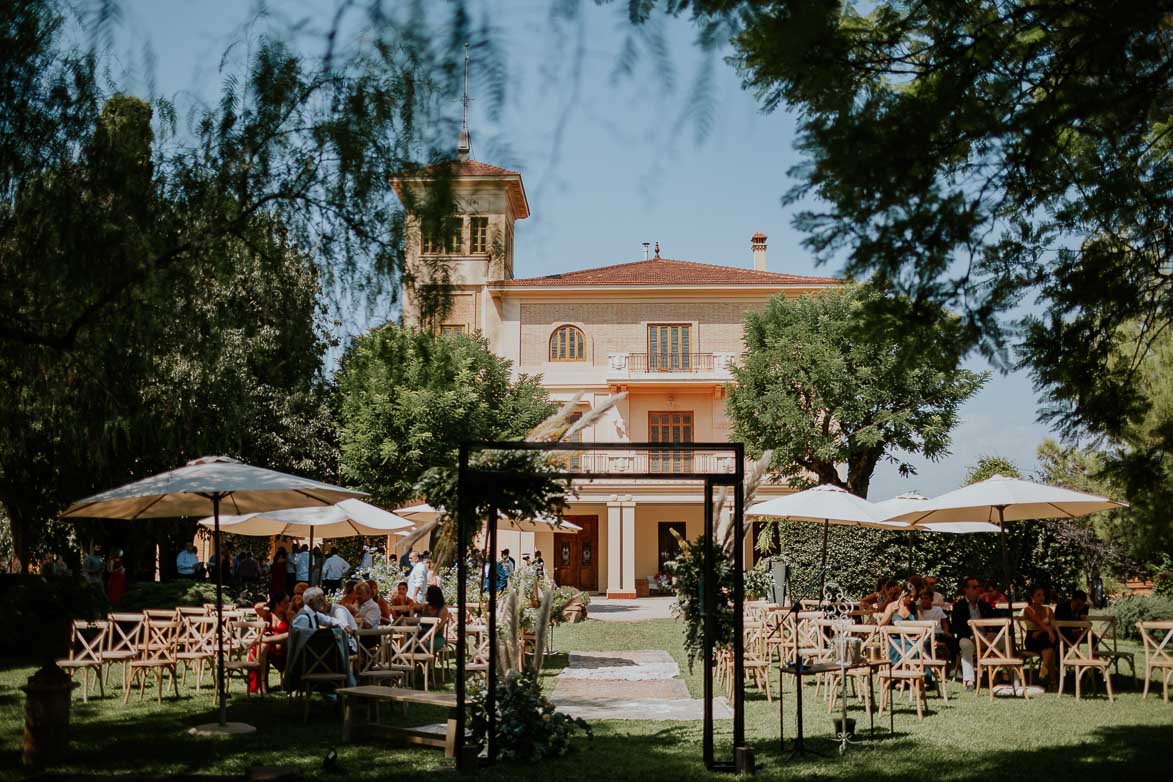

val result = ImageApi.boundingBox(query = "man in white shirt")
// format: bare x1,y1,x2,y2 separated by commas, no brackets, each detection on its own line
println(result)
353,582,382,628
293,544,311,584
321,547,350,591
176,545,199,578
406,551,428,603
924,575,947,606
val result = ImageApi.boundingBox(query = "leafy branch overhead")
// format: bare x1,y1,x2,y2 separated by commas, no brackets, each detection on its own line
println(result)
727,285,987,497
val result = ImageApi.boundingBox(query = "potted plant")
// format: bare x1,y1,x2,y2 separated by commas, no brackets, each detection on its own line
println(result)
2,572,105,768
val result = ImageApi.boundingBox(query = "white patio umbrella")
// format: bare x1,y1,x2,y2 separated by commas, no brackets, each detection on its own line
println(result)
395,502,580,534
61,456,367,733
873,491,1001,570
199,499,414,577
747,484,905,600
884,474,1126,674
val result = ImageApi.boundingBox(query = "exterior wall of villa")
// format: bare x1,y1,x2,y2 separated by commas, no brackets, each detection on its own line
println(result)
398,158,836,597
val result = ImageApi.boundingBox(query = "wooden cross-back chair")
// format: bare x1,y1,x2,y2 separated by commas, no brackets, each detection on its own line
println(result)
353,627,408,687
1136,620,1173,703
741,622,774,702
176,615,217,691
176,606,208,618
419,617,451,684
57,620,108,702
123,617,180,704
1086,614,1136,682
825,623,879,714
1013,616,1044,685
463,623,492,683
877,624,945,720
968,618,1028,700
293,628,349,721
224,620,268,697
103,612,144,690
143,608,177,621
390,623,437,691
1054,620,1113,702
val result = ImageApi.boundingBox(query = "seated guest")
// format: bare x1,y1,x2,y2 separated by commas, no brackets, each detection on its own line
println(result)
1055,589,1090,638
919,591,950,639
291,587,350,632
292,581,310,597
860,580,900,614
251,596,290,694
419,585,450,653
950,576,993,691
1022,586,1058,684
879,584,918,626
981,581,1008,609
339,580,360,608
353,582,382,629
923,576,947,605
389,581,414,619
367,579,391,623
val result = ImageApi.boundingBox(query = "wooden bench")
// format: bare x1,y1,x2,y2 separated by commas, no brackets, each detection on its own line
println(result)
338,686,462,757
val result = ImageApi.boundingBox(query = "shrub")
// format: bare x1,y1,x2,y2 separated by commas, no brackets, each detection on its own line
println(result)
1106,594,1173,639
0,573,106,660
468,669,591,760
667,534,736,669
745,560,774,600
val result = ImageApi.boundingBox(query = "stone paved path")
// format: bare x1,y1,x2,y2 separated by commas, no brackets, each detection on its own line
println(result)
551,649,733,721
586,596,676,623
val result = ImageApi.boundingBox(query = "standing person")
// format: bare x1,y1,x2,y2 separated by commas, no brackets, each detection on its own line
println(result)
106,549,127,605
533,550,546,581
950,576,993,691
236,551,261,584
286,542,298,584
270,547,289,600
399,548,412,571
406,551,429,603
310,545,323,587
501,548,517,575
321,547,350,592
83,544,104,589
359,546,374,576
294,544,311,584
424,557,441,588
176,544,199,579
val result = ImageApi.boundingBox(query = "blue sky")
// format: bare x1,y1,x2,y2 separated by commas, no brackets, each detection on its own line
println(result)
109,0,1054,498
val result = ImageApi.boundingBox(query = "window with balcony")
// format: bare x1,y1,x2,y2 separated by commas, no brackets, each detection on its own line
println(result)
469,216,489,254
549,325,586,361
647,324,692,371
649,411,693,472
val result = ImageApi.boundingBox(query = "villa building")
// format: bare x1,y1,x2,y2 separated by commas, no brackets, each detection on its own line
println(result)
393,143,840,597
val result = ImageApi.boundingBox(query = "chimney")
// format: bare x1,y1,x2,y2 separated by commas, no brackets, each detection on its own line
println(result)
642,242,650,261
751,232,767,271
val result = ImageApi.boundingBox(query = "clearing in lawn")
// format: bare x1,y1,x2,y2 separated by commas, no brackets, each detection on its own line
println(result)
1,617,1168,781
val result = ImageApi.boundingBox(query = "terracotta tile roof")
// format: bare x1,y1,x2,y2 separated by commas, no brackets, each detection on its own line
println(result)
412,159,522,177
494,258,841,288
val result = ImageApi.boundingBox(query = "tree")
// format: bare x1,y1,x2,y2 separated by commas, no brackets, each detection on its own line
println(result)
334,325,559,561
637,0,1173,534
0,88,338,571
727,285,986,497
964,456,1022,485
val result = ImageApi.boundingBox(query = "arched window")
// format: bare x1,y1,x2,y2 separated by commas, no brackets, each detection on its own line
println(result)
549,325,586,361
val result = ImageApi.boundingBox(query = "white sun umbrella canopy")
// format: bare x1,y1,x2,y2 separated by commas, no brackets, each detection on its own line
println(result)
199,499,414,538
395,502,579,533
747,484,906,603
874,492,1001,535
60,456,367,732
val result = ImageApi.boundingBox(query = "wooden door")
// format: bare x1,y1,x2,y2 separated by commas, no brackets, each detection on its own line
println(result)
554,515,598,591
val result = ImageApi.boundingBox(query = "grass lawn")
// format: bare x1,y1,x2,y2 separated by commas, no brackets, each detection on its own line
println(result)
1,618,1169,781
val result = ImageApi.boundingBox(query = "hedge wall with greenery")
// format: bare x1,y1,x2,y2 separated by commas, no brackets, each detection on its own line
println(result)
771,519,1084,601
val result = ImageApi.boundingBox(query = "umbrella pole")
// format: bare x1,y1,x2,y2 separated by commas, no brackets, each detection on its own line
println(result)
818,519,830,606
213,493,226,726
907,530,913,574
309,528,315,586
997,505,1020,691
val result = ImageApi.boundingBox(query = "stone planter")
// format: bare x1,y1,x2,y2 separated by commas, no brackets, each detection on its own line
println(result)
22,663,75,768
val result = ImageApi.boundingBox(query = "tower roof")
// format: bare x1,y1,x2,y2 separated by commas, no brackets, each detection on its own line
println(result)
392,158,530,219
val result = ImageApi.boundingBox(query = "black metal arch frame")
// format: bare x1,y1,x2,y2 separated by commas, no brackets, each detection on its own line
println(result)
454,440,748,773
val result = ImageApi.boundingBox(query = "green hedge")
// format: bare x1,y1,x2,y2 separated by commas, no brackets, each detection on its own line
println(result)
770,519,1084,600
1105,594,1173,640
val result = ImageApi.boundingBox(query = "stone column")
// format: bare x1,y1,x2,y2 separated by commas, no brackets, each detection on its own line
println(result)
606,498,637,598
